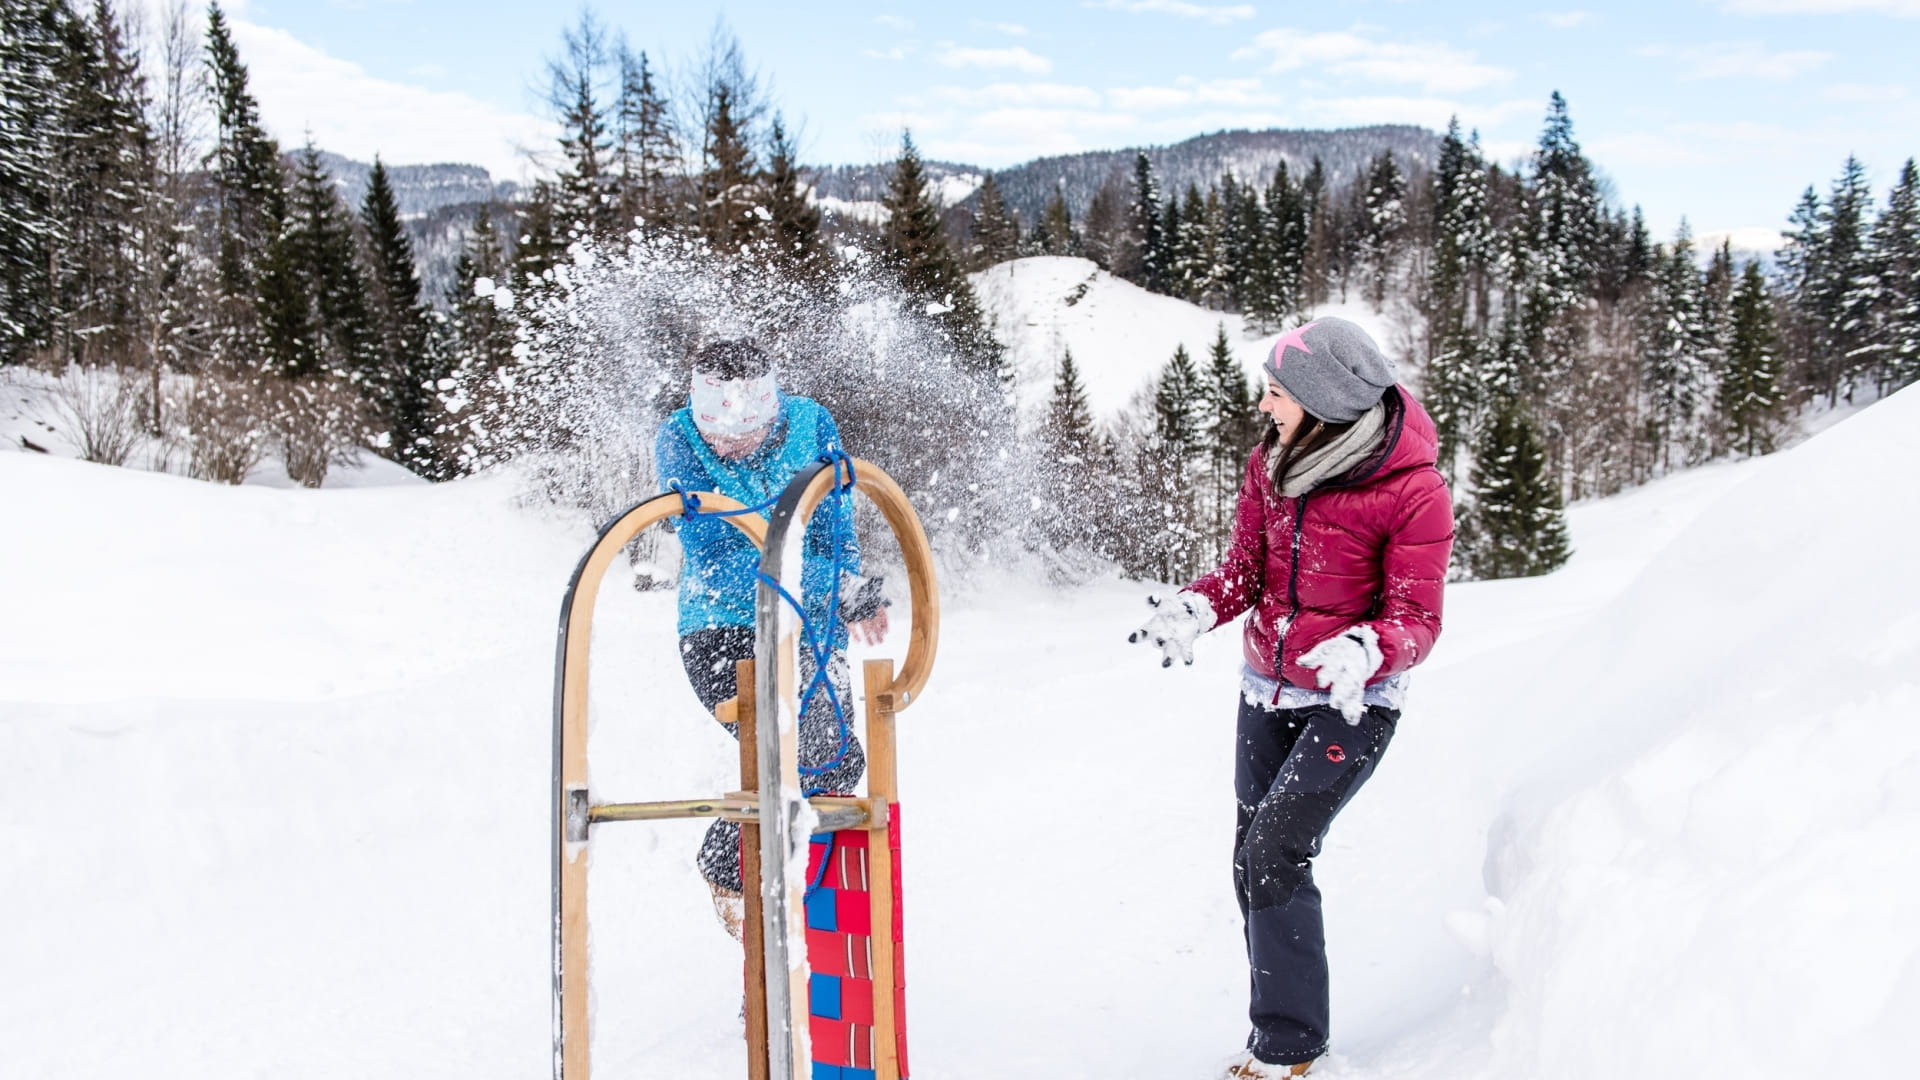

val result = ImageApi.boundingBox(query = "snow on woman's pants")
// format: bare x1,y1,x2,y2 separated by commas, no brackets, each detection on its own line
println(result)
1233,696,1397,1066
678,626,866,894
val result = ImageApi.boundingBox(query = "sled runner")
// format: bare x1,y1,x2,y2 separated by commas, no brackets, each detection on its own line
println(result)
552,456,939,1080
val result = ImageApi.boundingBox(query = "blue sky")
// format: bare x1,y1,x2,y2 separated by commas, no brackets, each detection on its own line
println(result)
194,0,1919,244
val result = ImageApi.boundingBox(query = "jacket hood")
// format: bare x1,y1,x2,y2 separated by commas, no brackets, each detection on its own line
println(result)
1329,384,1439,490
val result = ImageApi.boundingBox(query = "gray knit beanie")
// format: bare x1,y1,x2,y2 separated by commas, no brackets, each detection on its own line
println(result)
1263,318,1398,423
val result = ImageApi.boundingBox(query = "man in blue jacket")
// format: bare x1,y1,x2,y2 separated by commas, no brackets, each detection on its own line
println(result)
656,339,889,938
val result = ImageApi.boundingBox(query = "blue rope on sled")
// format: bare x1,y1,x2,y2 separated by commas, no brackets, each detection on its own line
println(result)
674,451,861,805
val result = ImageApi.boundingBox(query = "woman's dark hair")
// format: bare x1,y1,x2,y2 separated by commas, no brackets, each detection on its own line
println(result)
1261,414,1356,496
693,338,773,380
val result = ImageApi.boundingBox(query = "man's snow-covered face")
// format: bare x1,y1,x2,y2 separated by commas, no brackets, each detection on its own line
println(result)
690,371,777,439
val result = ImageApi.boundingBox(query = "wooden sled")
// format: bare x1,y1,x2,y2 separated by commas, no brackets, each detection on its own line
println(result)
552,457,939,1080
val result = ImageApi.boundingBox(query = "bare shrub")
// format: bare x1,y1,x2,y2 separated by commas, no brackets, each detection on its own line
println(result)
271,374,369,488
46,364,148,466
184,373,268,484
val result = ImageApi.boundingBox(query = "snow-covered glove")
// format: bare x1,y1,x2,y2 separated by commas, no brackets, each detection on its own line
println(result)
1127,591,1215,668
838,571,889,624
1298,624,1384,724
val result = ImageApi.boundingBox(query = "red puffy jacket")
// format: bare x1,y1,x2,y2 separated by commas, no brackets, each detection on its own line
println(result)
1186,385,1454,690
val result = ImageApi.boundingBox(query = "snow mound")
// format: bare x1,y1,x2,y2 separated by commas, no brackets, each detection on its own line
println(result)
971,256,1401,422
1465,382,1920,1078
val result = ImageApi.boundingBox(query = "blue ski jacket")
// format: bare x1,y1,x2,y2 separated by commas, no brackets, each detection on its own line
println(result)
655,394,860,643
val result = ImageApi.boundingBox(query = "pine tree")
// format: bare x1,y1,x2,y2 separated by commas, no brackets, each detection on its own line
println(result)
0,0,65,360
47,0,151,366
969,173,1020,268
1359,150,1407,308
1041,188,1074,255
1044,346,1096,461
1144,343,1205,580
1425,118,1493,476
1215,173,1251,309
512,180,567,290
1244,162,1305,333
1203,323,1255,555
698,73,759,252
1168,183,1210,302
1300,157,1332,307
1825,155,1877,400
438,206,516,474
361,157,443,475
1776,183,1827,400
762,114,823,277
1130,152,1165,292
547,11,614,243
1860,159,1920,394
1718,260,1783,458
205,1,283,310
1466,398,1571,579
881,131,1002,382
1640,223,1709,471
613,42,677,232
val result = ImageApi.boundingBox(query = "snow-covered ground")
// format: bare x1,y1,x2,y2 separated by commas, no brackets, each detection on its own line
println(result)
5,378,1916,1078
975,256,1399,423
2,365,423,489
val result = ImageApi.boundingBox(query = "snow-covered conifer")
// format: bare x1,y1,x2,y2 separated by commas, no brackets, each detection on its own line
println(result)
1718,260,1784,458
1130,152,1165,292
968,173,1020,269
361,157,443,476
882,131,1002,384
1466,398,1571,579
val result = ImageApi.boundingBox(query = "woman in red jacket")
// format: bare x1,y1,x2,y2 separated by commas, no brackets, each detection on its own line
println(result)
1132,317,1454,1079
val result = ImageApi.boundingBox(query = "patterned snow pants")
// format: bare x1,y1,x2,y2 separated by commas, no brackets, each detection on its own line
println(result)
678,626,866,894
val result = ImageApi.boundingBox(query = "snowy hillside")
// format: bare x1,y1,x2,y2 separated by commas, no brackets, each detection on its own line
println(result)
975,255,1398,422
3,385,1916,1078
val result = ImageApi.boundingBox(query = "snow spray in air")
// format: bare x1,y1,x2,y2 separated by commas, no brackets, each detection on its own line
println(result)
437,233,1044,582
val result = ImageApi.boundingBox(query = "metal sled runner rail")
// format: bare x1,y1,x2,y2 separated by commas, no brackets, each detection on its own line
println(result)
551,457,939,1080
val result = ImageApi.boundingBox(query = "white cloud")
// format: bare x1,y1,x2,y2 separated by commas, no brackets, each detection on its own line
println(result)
936,45,1053,73
1641,40,1833,80
876,14,913,30
1821,82,1909,101
864,46,913,61
1235,28,1513,93
932,83,1105,108
1717,0,1920,14
1537,10,1594,28
974,20,1030,36
1108,77,1276,110
1083,1,1257,24
227,19,549,180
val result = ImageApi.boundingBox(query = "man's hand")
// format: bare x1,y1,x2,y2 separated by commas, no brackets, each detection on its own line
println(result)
850,606,890,646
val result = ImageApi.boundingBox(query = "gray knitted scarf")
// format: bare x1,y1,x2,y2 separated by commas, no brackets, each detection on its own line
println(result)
1269,400,1389,498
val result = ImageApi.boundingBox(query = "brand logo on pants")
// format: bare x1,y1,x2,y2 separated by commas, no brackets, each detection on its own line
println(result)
1325,744,1346,763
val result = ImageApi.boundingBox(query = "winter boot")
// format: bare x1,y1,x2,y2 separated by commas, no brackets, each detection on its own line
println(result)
1223,1051,1313,1078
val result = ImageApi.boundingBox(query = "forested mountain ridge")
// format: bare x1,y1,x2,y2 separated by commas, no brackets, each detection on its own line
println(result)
988,125,1444,223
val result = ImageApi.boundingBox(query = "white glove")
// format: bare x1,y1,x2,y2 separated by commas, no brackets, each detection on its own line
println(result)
1298,624,1384,723
1127,592,1215,668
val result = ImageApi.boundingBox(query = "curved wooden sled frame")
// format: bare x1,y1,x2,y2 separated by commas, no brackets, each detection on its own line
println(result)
551,459,938,1080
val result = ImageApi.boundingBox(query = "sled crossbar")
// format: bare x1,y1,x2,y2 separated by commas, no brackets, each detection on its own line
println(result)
585,795,883,833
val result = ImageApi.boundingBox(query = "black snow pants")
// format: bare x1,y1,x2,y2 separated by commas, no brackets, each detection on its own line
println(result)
1233,695,1397,1066
679,626,866,894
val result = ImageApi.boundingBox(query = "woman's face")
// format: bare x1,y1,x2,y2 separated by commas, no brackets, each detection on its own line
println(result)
1259,379,1309,444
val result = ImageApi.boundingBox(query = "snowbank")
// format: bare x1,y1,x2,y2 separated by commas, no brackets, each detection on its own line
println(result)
3,379,1916,1078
